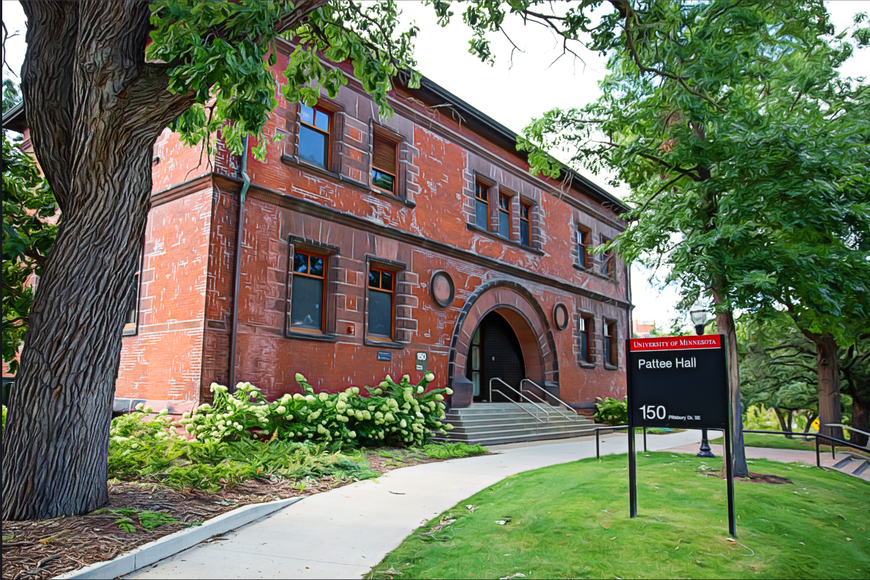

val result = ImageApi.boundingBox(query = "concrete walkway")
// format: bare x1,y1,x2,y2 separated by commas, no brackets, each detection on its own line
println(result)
128,430,703,579
125,431,867,579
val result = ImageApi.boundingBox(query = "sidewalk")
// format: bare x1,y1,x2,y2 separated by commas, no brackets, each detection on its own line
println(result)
120,431,865,579
126,430,702,579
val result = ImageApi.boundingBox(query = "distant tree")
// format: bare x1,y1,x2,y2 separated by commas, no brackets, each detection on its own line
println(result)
471,0,870,475
738,315,819,439
2,136,59,375
840,335,870,446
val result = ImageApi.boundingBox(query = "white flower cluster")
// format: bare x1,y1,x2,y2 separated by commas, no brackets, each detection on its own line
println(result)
178,372,453,447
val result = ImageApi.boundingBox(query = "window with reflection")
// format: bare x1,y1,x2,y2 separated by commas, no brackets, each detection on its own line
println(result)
498,194,511,238
372,132,397,194
298,104,331,168
579,315,592,364
577,227,591,269
520,202,532,247
604,320,617,366
475,183,489,229
291,250,327,331
367,267,394,339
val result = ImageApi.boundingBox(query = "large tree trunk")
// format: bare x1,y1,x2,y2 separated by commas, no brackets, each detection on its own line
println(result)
1,1,191,520
807,333,845,442
849,394,869,447
710,294,750,478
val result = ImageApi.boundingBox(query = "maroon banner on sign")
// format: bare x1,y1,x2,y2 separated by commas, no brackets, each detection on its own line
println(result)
629,335,722,352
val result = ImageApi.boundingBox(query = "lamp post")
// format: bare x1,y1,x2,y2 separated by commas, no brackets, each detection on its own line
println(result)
690,302,715,458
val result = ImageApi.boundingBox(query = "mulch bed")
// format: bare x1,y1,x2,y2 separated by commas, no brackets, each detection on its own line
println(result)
1,451,441,580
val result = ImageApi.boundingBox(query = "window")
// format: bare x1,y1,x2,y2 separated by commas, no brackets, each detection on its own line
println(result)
577,227,591,269
604,320,617,367
475,183,489,229
520,202,532,247
498,194,511,238
298,104,331,168
367,267,394,340
600,237,615,278
123,270,141,335
290,250,327,332
578,315,592,364
372,132,398,194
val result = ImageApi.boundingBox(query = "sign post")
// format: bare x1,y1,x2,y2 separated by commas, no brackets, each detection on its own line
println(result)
626,334,736,537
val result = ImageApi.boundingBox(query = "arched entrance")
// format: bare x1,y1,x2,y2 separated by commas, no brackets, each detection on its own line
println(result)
467,311,526,402
447,281,559,407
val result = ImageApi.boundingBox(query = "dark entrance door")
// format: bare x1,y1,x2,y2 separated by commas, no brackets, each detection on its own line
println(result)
467,311,525,402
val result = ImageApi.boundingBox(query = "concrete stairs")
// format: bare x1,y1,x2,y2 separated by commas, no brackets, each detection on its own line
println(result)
432,402,598,446
832,452,870,478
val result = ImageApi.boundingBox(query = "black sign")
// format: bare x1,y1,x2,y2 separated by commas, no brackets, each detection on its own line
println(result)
625,333,736,538
377,351,391,362
627,335,728,428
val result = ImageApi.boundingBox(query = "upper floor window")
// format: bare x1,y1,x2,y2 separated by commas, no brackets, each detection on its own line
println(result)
367,267,394,340
520,202,532,247
577,227,591,269
600,238,615,278
475,183,489,230
291,250,327,332
498,194,511,238
604,319,617,367
299,104,331,169
372,132,398,195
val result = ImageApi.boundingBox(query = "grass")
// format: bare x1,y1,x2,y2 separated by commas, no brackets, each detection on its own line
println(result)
368,452,870,579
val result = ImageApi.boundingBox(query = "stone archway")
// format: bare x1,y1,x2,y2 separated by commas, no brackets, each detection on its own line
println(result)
447,281,558,405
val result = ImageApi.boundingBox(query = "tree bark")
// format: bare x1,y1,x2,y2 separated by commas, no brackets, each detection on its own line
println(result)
799,333,845,442
772,408,793,438
849,395,869,447
1,0,190,520
710,298,750,478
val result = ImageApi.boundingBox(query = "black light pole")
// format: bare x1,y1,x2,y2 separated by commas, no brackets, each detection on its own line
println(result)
690,303,715,458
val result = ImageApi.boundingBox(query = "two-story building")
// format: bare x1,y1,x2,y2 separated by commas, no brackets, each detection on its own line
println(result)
6,42,631,423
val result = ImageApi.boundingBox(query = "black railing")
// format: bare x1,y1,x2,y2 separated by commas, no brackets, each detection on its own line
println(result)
594,426,869,468
595,425,647,458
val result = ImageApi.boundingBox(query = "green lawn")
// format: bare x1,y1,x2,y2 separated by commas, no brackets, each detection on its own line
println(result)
368,453,870,579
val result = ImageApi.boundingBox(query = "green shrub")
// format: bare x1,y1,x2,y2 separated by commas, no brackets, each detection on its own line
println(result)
108,411,379,491
594,396,628,425
1,404,6,431
180,373,453,448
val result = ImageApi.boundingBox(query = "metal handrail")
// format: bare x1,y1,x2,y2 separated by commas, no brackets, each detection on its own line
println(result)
488,377,551,423
520,388,575,421
490,389,546,424
519,379,577,420
594,426,651,458
828,423,870,439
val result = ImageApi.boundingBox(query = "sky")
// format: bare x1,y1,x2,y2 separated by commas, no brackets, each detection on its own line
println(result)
3,0,869,331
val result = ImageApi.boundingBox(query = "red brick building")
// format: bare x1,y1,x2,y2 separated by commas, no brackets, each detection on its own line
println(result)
7,43,631,416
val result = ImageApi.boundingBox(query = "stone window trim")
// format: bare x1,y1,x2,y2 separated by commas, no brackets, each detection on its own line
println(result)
284,97,346,176
469,172,543,252
603,316,619,370
576,310,596,368
122,245,145,337
363,255,408,349
284,236,340,343
369,120,413,202
280,105,416,208
465,222,545,255
575,224,592,270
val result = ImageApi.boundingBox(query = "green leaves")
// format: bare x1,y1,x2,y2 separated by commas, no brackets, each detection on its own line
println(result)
2,136,59,373
147,0,419,160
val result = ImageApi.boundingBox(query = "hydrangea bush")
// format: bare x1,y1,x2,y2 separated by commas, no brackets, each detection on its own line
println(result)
180,373,453,447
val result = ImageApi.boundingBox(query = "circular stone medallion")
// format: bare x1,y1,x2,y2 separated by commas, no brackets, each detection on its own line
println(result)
553,302,569,331
430,271,455,307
